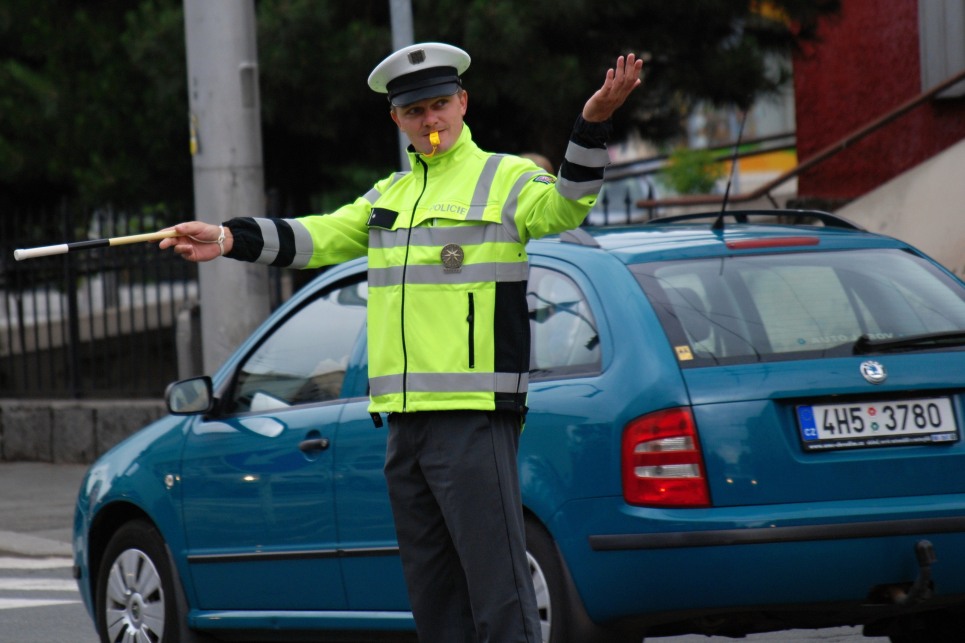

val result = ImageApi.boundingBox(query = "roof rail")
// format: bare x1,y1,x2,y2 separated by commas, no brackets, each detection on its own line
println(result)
645,209,866,231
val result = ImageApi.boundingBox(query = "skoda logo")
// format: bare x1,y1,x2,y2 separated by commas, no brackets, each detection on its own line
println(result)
860,360,887,384
441,243,464,272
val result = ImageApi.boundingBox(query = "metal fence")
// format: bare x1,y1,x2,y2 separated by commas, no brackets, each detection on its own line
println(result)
2,136,795,400
1,207,199,399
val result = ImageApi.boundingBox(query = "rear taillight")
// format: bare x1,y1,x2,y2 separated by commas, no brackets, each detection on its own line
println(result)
621,407,710,507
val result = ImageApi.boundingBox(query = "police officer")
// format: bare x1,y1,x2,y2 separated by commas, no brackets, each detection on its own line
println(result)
162,42,642,642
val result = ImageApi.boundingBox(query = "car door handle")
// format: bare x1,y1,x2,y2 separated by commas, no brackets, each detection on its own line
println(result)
298,437,330,452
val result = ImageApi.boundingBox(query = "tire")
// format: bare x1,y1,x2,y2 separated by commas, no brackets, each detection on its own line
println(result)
96,520,179,643
525,518,641,643
889,609,965,643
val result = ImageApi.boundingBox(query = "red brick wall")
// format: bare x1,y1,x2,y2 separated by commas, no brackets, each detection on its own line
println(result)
792,0,965,200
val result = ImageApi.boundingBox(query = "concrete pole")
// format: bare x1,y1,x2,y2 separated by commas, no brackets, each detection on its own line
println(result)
389,0,414,168
184,0,270,373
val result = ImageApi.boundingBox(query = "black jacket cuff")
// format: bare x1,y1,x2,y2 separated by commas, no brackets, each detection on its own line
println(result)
223,217,264,262
571,114,613,148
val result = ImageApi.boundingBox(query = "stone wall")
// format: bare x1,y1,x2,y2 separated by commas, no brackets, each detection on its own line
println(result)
0,400,166,464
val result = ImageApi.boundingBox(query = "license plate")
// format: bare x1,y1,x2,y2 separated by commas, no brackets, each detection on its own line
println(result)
797,397,959,451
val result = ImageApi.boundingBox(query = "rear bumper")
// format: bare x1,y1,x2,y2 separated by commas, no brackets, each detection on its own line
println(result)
553,494,965,627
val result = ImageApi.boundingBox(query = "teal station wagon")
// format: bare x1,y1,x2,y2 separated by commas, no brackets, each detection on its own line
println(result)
74,210,965,642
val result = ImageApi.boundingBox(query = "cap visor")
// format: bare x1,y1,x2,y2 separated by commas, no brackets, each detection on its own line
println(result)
390,82,461,107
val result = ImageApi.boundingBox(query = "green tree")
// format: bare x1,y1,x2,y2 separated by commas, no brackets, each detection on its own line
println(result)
0,0,838,222
658,148,726,195
0,1,189,212
253,0,837,212
256,0,396,213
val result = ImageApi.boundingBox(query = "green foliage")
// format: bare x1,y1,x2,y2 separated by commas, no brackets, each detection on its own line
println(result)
0,0,838,219
0,0,189,211
658,148,726,195
256,0,396,213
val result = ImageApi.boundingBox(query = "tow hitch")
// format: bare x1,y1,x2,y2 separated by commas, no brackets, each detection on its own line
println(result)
889,540,936,607
864,541,942,639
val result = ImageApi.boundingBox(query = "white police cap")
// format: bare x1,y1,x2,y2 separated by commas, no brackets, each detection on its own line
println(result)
368,42,471,107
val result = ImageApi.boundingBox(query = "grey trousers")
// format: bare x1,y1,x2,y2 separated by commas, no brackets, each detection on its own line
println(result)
384,410,541,643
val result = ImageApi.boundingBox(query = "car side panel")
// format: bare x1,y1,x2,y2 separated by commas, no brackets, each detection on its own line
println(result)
180,405,346,611
334,399,411,611
76,418,191,616
521,251,691,515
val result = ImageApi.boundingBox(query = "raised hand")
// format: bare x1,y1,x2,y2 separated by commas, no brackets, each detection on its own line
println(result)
582,53,645,123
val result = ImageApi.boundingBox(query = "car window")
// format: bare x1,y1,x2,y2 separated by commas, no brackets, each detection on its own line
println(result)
634,248,965,366
528,266,601,377
229,279,368,412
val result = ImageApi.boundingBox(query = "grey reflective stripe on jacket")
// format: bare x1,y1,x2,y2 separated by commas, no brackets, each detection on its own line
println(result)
368,154,527,288
368,220,516,250
369,261,529,287
499,170,543,244
565,140,611,168
556,141,609,201
363,172,408,205
243,173,409,268
370,372,529,397
466,154,507,220
250,218,316,268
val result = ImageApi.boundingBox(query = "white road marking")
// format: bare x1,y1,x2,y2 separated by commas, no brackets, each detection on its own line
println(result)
0,598,79,610
0,557,73,570
0,555,82,612
0,578,78,592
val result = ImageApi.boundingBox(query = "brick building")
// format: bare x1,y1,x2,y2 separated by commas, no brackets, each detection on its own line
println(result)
792,0,965,204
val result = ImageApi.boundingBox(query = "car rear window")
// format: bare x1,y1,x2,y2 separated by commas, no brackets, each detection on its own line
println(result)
632,248,965,366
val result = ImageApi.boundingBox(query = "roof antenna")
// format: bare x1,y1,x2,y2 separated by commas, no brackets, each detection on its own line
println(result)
712,109,748,231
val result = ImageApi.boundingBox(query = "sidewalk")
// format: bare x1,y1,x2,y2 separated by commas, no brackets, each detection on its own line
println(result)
0,462,89,557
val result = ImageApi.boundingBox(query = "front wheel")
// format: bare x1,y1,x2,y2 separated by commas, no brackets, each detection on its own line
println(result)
96,520,178,643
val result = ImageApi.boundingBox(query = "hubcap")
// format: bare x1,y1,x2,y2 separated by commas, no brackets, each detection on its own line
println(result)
528,551,552,643
104,548,165,642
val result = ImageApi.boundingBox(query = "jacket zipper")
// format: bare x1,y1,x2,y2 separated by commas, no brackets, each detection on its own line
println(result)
467,292,475,369
399,157,430,411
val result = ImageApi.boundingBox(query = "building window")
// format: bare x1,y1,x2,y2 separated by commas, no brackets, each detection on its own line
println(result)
919,0,965,98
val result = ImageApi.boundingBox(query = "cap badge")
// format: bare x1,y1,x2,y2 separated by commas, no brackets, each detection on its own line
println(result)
860,360,887,384
408,49,426,65
441,243,464,272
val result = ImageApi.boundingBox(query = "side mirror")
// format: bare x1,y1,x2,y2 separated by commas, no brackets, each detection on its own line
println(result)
165,376,215,415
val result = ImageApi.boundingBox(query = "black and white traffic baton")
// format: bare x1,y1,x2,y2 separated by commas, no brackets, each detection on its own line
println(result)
13,230,180,261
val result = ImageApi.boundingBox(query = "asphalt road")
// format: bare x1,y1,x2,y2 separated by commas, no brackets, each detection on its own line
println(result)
0,462,98,642
0,462,888,643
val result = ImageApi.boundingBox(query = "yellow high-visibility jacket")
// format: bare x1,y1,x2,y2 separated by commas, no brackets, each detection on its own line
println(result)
226,117,611,414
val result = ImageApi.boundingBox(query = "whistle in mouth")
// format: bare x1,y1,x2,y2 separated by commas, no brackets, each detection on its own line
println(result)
425,131,441,157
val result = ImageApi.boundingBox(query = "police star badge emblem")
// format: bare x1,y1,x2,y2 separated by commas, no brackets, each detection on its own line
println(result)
441,243,464,272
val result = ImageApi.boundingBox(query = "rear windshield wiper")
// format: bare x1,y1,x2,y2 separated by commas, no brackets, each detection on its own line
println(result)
853,330,965,354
